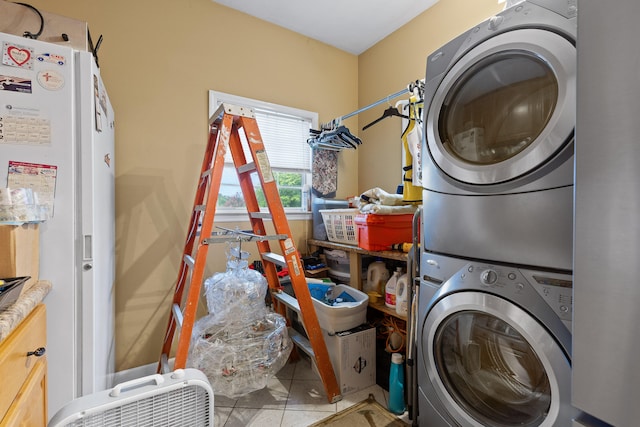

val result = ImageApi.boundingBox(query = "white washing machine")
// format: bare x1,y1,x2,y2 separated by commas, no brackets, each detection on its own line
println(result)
416,252,578,426
421,0,577,271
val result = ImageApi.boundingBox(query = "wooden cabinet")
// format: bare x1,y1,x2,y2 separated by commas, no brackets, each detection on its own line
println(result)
0,304,47,427
307,239,408,321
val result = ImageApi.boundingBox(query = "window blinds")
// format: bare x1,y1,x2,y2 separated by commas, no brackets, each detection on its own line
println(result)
223,108,311,171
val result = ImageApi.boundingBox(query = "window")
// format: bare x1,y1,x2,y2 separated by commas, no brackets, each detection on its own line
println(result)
208,91,316,221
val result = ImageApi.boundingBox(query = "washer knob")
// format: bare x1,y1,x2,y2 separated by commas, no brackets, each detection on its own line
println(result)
481,269,498,285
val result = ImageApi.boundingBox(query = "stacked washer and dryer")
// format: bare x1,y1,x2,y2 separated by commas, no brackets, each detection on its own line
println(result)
416,1,579,426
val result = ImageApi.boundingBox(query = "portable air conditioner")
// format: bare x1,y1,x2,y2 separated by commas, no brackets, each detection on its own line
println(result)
48,369,214,427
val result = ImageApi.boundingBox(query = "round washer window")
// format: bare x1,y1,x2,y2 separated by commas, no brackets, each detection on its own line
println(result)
434,310,551,426
439,51,558,165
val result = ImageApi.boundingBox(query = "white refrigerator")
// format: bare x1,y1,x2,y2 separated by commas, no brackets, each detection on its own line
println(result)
0,31,115,418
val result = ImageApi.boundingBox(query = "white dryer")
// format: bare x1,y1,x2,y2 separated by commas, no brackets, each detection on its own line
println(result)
421,0,577,271
417,252,578,426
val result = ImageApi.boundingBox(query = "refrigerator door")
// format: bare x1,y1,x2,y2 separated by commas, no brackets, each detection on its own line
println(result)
77,50,116,396
0,32,79,416
0,32,115,418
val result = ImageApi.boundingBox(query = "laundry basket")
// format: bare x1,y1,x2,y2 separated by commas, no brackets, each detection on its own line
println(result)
320,209,359,245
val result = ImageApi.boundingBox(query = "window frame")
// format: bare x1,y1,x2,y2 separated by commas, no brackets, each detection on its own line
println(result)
208,90,317,222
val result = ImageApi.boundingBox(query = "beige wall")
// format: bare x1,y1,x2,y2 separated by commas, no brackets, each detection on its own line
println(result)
357,0,502,193
21,0,359,370
19,0,503,371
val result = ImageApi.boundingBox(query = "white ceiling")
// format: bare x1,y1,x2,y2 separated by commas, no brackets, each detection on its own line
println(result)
212,0,440,55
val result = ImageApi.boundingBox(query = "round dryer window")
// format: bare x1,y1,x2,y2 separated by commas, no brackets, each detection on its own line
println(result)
422,292,574,427
426,29,575,185
440,52,558,165
435,311,551,426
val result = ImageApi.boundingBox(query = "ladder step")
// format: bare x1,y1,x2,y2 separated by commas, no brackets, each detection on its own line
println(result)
183,254,195,268
288,328,315,359
249,212,272,220
262,252,286,267
159,354,170,374
172,303,183,328
272,291,300,315
237,162,256,174
204,231,288,244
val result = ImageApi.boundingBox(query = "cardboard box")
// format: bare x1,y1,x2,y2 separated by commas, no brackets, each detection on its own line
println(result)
0,223,40,292
322,325,376,395
0,0,89,52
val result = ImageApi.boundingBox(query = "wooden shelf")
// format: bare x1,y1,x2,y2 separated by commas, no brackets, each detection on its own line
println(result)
307,239,408,262
368,301,407,321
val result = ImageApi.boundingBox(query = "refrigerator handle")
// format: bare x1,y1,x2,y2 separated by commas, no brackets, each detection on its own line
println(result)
83,234,93,265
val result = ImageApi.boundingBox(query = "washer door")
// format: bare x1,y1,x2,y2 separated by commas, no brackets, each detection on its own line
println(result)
426,28,575,185
422,292,573,427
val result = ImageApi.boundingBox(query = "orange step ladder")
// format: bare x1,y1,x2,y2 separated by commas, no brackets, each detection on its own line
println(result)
157,103,342,403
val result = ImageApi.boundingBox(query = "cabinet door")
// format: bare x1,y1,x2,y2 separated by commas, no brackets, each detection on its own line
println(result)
0,305,47,422
0,359,47,427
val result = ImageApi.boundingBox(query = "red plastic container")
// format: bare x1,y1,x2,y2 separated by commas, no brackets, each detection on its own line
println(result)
354,213,414,251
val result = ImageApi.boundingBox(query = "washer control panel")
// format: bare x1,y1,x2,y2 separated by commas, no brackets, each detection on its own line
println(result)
458,263,573,323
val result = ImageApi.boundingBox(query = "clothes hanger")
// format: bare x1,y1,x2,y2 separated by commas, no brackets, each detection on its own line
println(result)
362,104,410,131
307,123,362,150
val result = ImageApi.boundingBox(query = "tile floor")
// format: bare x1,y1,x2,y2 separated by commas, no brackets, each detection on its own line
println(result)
213,356,410,426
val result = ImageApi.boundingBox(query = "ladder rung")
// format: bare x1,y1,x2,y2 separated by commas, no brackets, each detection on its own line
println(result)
159,354,170,374
172,303,184,328
237,162,256,174
263,252,286,267
249,212,272,220
204,230,288,244
288,328,315,359
272,291,300,315
183,254,195,268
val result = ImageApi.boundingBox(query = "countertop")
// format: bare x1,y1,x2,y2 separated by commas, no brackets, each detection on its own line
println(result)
0,280,51,343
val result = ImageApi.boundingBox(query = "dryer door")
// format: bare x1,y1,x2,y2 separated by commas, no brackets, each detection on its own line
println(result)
425,28,575,185
421,292,573,427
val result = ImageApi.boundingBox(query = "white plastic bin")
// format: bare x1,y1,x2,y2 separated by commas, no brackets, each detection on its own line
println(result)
324,248,350,277
310,283,369,333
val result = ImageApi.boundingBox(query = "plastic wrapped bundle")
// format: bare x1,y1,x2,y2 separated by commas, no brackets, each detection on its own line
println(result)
203,262,268,327
188,312,292,397
187,243,292,398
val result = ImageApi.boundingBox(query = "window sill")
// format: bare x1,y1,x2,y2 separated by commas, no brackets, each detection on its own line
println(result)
214,211,312,222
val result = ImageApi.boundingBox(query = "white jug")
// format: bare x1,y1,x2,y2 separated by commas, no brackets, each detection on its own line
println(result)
365,260,389,295
385,267,403,308
396,273,409,316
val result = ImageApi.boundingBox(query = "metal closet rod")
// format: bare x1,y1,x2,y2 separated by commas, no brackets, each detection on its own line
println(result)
327,79,424,125
340,87,410,121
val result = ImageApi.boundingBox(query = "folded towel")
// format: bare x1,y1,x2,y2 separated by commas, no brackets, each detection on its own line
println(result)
359,203,418,215
359,187,405,206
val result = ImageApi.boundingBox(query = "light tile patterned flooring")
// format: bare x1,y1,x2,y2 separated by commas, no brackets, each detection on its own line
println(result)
214,356,410,426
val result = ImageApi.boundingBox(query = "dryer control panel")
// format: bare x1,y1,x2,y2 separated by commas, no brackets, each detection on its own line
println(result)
455,263,573,325
523,270,573,323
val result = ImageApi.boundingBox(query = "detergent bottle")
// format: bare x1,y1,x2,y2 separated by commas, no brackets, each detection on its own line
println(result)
365,259,389,295
385,267,403,309
396,272,409,316
388,353,407,415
